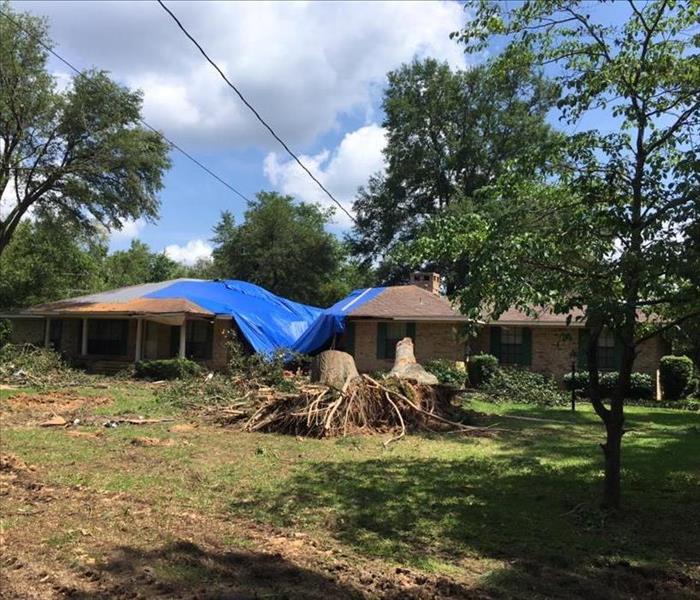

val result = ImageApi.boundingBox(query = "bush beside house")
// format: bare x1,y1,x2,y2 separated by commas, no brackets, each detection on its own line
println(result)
659,356,694,401
563,371,654,400
135,358,201,380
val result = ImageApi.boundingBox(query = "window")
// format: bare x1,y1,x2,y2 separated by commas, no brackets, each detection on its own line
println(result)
490,326,532,366
500,327,523,365
597,329,617,371
577,329,621,371
377,322,416,360
87,319,128,356
186,320,213,360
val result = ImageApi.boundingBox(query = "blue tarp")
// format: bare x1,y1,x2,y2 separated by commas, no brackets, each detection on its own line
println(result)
291,287,385,355
145,280,322,355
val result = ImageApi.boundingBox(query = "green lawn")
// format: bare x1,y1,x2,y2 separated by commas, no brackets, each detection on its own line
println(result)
1,385,698,598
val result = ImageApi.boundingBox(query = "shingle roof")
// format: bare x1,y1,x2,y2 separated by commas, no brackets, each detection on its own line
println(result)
27,297,213,317
348,286,467,320
492,306,587,326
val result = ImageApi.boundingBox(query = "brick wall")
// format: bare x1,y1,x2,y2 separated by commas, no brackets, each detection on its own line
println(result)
347,319,464,373
59,318,82,358
471,324,668,381
204,318,232,370
8,318,45,346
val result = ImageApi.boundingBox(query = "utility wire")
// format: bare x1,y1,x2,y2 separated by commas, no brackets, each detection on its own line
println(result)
157,0,357,224
0,8,251,204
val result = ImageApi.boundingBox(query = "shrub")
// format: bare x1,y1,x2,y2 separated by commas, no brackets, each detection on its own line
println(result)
482,367,565,406
659,355,694,400
226,330,300,391
425,359,468,387
0,319,11,349
134,358,201,380
469,354,500,387
563,370,653,400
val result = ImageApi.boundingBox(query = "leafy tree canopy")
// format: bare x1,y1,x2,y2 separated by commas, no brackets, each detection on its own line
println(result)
349,54,561,284
0,215,107,309
211,192,370,307
0,1,171,255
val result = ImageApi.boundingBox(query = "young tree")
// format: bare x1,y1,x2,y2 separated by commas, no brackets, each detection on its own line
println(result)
0,3,170,256
416,0,700,508
349,55,560,283
210,193,349,306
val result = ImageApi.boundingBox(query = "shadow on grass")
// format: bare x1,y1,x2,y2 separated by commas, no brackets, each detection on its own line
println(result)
71,540,364,599
230,425,699,598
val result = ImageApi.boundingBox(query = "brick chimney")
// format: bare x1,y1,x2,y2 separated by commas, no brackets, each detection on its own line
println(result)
410,272,441,295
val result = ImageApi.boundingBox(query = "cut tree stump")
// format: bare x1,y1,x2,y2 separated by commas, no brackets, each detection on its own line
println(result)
389,337,439,385
310,350,360,390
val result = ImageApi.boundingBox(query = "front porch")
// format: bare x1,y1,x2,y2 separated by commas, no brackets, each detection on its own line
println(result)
15,314,232,373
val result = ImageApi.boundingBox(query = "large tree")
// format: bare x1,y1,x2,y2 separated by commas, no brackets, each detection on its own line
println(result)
0,2,170,256
415,0,700,508
349,55,561,283
210,192,361,306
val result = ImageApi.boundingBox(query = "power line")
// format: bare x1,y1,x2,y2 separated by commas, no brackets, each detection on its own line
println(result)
157,0,357,224
0,8,251,204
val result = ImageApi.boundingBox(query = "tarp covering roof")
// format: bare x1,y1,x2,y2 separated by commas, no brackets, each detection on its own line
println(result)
28,279,322,355
291,287,386,355
145,280,322,355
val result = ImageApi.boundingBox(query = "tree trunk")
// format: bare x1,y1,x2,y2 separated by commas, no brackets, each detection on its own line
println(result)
601,417,623,509
310,350,360,390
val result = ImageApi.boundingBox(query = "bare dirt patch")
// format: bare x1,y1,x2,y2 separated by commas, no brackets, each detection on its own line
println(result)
0,391,111,426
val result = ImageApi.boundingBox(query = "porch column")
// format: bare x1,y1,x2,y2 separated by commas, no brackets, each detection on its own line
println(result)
44,317,51,348
134,318,143,363
81,318,88,355
179,321,187,358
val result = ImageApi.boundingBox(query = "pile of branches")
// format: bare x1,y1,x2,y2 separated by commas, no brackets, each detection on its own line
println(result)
227,375,496,442
0,344,91,388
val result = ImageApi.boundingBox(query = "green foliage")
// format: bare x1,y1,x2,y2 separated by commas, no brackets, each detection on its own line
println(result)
482,367,565,406
226,330,298,392
0,1,170,256
414,0,700,420
0,343,88,387
0,319,11,348
210,193,363,306
0,216,107,310
468,353,499,387
660,356,695,401
564,371,653,401
349,55,560,283
134,358,201,381
102,240,187,289
424,359,467,388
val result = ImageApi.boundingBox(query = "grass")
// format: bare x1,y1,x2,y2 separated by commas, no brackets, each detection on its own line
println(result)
1,383,698,598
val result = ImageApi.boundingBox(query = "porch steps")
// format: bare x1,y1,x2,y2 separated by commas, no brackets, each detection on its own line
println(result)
88,360,133,375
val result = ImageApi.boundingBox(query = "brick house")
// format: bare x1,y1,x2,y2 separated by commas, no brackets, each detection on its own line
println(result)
469,306,670,380
2,274,669,381
1,279,320,373
330,274,668,381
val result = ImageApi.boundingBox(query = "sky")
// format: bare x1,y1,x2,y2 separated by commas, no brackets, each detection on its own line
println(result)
11,0,471,264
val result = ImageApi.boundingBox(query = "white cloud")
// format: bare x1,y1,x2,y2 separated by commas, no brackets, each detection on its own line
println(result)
110,217,146,241
18,1,467,150
164,239,213,265
264,123,387,228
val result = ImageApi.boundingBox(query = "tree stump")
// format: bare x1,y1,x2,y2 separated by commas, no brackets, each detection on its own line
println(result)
389,337,439,385
310,350,360,390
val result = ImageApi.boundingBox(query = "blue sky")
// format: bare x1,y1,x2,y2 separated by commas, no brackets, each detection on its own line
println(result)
11,0,468,263
10,0,633,264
